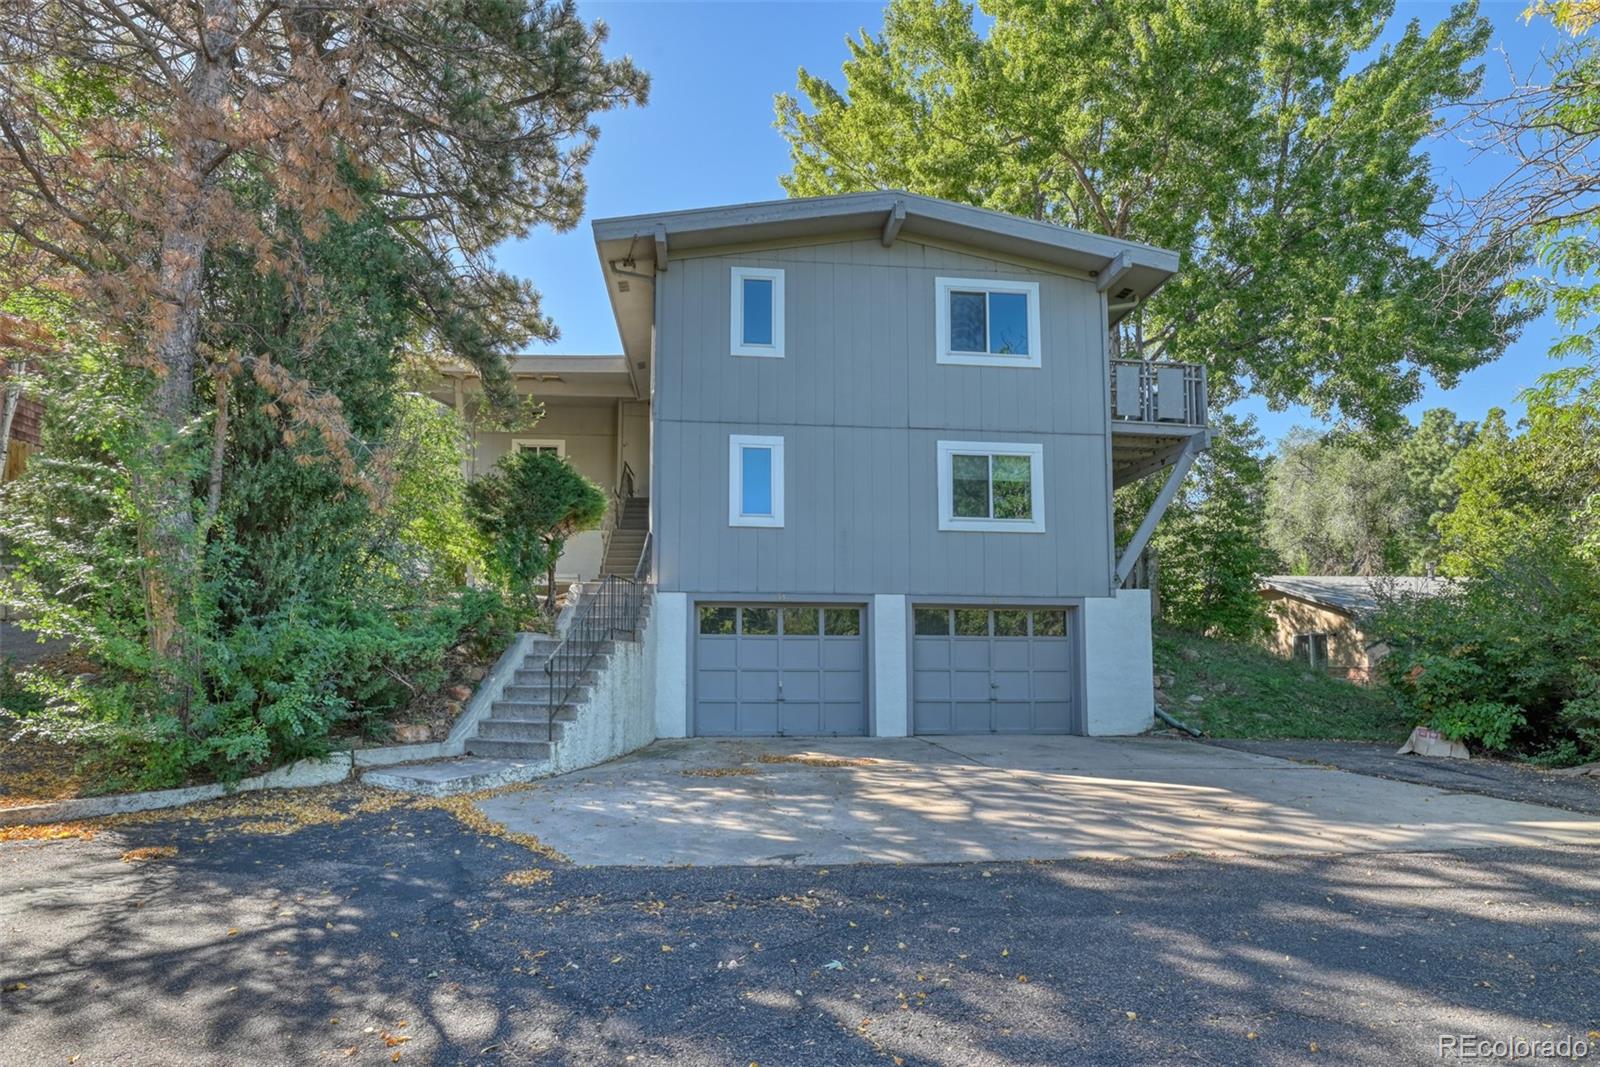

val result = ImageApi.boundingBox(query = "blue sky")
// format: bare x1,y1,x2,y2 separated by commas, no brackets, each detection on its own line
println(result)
494,0,1583,447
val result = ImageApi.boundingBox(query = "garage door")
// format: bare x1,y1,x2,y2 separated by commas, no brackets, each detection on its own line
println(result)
912,607,1073,734
695,604,867,736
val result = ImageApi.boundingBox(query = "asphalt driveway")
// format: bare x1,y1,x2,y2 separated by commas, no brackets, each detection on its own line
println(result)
475,736,1600,865
3,801,1598,1066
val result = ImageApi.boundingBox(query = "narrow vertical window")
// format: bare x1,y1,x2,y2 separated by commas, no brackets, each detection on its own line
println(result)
731,267,785,357
729,434,785,527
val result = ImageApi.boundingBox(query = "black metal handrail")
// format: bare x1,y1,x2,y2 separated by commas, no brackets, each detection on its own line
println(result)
621,461,636,500
542,574,645,742
633,530,652,583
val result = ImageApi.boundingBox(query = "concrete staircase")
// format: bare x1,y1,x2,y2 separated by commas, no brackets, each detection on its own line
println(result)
461,633,596,761
600,496,649,577
460,581,651,762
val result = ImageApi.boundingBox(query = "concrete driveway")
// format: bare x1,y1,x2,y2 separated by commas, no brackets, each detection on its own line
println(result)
477,735,1600,866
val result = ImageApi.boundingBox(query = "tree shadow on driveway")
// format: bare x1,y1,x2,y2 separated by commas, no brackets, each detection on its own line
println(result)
3,795,1597,1066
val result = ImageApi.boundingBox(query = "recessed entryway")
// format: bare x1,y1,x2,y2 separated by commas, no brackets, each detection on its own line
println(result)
694,603,867,736
911,606,1074,734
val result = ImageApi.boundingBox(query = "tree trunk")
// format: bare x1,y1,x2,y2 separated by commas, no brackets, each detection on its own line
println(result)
141,0,239,681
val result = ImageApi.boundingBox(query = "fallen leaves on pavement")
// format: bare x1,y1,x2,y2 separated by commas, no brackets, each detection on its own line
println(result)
757,754,877,768
119,845,178,863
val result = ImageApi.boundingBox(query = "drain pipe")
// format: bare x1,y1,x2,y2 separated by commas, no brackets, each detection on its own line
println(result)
1155,705,1204,737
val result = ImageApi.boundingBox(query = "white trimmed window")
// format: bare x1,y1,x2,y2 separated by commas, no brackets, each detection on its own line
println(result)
731,266,785,358
512,438,565,458
935,277,1041,367
937,441,1045,533
729,434,784,527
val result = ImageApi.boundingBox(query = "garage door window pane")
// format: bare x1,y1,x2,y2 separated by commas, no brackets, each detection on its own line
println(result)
994,610,1028,637
741,607,777,635
699,606,737,635
782,608,819,635
1033,610,1067,637
954,609,989,636
914,608,949,636
824,608,861,636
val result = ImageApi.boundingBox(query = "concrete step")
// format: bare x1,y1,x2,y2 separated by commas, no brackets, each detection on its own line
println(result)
493,694,590,718
477,718,567,742
484,703,578,725
361,756,549,797
464,737,553,760
501,682,593,703
512,663,605,687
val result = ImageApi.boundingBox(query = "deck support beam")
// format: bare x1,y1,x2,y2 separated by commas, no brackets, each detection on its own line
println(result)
1114,431,1208,586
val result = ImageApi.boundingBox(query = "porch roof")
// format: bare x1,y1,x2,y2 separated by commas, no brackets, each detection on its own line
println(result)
430,354,639,404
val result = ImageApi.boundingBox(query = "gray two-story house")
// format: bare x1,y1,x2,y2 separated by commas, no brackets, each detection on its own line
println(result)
436,191,1208,750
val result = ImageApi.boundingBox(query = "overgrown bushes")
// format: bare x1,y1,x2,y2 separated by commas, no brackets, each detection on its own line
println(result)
1368,544,1600,762
0,214,519,790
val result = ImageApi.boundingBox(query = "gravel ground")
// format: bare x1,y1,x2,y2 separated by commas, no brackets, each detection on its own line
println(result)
3,795,1597,1066
1207,738,1600,815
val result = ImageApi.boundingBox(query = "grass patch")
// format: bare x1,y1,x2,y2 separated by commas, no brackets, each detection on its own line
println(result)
1154,626,1414,743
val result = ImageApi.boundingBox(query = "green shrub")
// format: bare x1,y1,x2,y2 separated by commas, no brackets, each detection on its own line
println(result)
1367,541,1600,759
466,448,607,614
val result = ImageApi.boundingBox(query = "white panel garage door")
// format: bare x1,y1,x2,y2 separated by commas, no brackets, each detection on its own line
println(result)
695,604,867,737
912,607,1074,734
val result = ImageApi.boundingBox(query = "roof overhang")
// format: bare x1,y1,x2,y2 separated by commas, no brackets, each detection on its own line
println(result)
430,355,638,404
591,190,1181,367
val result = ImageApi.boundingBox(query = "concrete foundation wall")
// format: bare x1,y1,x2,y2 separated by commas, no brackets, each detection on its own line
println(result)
1082,589,1154,736
543,608,658,776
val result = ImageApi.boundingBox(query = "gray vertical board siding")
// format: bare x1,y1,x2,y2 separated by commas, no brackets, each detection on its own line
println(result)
655,236,1113,600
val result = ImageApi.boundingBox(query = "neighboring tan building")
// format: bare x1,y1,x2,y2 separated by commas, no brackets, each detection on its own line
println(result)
1258,575,1454,683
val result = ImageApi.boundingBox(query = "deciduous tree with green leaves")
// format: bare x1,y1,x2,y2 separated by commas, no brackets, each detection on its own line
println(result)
778,0,1526,428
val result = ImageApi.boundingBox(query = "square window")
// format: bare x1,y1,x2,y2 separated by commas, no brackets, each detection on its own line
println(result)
936,277,1041,367
937,441,1045,533
729,434,784,527
699,606,737,635
513,439,565,458
782,608,820,635
731,267,785,357
914,608,950,636
823,608,861,637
